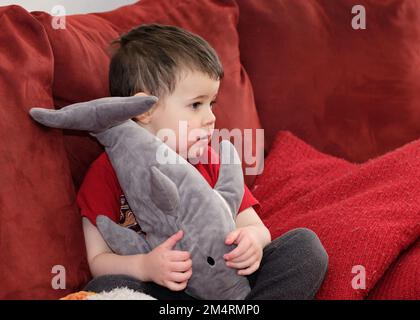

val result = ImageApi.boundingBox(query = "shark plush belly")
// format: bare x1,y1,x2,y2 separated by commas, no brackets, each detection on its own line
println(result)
29,95,251,300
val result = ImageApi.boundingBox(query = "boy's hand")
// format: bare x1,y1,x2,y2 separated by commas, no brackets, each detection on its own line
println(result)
143,230,192,291
224,226,264,276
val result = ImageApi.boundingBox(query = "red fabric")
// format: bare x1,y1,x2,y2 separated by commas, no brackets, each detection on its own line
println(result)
32,0,263,189
3,0,417,300
0,5,90,299
77,147,260,227
368,240,420,300
238,0,420,163
252,131,420,299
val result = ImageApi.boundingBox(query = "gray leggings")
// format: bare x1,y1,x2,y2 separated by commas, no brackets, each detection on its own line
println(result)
84,228,328,300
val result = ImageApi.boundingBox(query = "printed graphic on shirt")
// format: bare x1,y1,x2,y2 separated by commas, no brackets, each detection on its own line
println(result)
118,194,145,235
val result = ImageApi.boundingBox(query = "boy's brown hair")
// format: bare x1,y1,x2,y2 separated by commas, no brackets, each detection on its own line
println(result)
109,23,224,98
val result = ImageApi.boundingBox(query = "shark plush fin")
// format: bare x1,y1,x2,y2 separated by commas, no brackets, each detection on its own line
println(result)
213,140,244,218
29,95,158,133
96,215,150,255
149,166,180,216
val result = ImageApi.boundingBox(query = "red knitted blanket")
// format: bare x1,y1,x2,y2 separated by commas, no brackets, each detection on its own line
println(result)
252,131,420,299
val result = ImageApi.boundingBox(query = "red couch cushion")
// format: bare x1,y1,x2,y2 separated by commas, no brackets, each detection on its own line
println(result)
32,0,263,188
238,0,420,163
251,131,420,299
0,5,90,299
368,240,420,300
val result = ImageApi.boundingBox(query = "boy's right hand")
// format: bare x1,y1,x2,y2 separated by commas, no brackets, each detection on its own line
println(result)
143,230,192,291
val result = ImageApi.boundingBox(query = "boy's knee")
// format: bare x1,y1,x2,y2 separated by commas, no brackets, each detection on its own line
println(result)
293,228,329,277
272,228,329,272
259,228,328,299
286,228,329,298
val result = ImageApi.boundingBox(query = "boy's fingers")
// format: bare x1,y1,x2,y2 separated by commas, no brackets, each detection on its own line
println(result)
226,256,255,270
165,280,188,292
160,230,183,250
224,238,250,261
228,246,255,263
238,262,260,276
170,269,192,283
168,250,190,261
171,260,193,272
225,229,241,245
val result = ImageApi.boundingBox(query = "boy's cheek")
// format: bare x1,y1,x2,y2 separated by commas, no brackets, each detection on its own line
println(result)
187,142,207,160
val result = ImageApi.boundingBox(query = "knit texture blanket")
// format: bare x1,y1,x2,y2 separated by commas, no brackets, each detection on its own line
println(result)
252,131,420,299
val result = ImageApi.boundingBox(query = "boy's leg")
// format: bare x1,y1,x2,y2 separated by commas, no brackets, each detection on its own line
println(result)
245,228,329,300
83,274,196,300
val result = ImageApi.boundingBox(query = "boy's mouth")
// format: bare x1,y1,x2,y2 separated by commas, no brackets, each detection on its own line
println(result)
196,134,211,142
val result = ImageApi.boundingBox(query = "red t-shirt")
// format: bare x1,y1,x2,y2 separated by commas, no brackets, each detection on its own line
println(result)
77,146,260,232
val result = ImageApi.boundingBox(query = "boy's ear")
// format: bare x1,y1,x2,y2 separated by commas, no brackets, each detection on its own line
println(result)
133,92,154,124
134,111,153,124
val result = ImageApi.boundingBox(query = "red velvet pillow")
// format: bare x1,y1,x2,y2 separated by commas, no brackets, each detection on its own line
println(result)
252,131,420,299
238,0,420,163
0,5,90,299
32,0,263,188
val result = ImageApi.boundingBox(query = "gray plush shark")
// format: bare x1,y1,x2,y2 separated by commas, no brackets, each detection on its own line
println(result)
29,95,251,300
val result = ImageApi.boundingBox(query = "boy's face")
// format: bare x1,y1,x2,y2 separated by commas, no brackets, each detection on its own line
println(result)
136,70,219,160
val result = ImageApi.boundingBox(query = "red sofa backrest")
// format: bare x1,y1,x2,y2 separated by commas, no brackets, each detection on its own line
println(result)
238,0,420,163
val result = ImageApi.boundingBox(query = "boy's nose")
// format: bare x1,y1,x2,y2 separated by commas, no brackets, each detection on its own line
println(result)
203,107,216,127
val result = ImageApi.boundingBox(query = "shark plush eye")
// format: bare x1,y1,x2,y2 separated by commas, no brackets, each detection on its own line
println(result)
207,256,215,266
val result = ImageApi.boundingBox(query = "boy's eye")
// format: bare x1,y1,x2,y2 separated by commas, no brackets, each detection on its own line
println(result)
190,100,216,110
191,102,201,109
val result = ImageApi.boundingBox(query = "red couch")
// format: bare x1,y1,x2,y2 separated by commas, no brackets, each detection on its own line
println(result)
0,0,418,299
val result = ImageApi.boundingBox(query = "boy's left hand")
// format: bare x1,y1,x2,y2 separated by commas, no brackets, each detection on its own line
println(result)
223,226,263,276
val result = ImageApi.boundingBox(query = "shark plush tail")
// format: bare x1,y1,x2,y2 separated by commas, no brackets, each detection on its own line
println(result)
29,95,158,133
